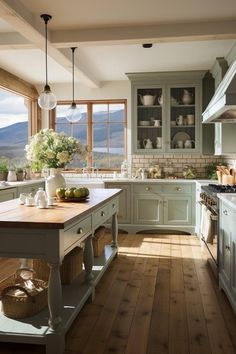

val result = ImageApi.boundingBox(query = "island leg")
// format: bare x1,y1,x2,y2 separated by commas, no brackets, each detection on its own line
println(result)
111,212,118,248
47,262,63,331
84,234,94,282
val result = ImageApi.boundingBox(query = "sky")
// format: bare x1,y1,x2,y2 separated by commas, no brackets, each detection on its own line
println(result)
0,89,28,128
0,89,124,129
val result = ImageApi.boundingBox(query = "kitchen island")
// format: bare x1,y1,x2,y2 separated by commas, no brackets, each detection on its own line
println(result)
0,188,121,354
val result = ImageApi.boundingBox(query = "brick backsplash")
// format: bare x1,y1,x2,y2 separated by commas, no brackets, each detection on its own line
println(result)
130,154,225,178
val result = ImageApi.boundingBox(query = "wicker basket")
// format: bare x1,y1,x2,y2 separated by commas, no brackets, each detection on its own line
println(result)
1,269,48,319
33,246,83,284
92,226,106,257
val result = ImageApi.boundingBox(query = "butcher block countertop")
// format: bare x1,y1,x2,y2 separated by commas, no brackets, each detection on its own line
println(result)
0,188,121,229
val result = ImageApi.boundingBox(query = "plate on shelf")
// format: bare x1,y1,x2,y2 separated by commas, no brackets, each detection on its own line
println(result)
57,196,89,203
172,132,191,148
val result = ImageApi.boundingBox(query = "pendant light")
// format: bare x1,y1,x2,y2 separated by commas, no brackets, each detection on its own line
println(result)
66,47,82,123
38,14,57,110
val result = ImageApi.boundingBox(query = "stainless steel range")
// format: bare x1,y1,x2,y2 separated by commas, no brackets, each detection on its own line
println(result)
200,184,236,277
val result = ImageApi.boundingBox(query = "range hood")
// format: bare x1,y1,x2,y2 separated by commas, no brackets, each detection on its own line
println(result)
202,59,236,123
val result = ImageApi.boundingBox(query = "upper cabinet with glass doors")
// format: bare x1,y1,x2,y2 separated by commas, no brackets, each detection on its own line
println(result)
136,86,164,151
127,71,205,154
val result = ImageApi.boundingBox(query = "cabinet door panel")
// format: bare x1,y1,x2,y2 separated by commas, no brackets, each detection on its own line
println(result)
164,196,191,225
231,239,236,298
220,207,231,287
105,183,131,224
133,195,163,224
0,188,17,202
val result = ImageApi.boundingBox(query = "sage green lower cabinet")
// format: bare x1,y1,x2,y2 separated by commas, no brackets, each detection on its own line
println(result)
0,188,17,202
163,196,192,225
17,181,45,197
104,183,131,224
219,199,236,314
133,194,163,224
105,181,195,233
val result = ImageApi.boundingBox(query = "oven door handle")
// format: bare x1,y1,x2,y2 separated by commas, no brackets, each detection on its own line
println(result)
199,200,218,220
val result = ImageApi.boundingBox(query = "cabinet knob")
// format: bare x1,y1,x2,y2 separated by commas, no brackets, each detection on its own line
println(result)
112,203,115,208
101,211,105,216
77,228,83,234
223,210,228,215
176,187,182,191
225,245,230,251
145,187,150,191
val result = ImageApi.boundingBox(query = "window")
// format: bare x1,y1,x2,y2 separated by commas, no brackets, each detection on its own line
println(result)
0,88,30,164
54,100,127,169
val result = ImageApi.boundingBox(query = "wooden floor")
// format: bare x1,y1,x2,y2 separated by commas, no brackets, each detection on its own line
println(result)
0,233,236,354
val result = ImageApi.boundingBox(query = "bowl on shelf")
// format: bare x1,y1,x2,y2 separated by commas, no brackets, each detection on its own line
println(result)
139,120,150,126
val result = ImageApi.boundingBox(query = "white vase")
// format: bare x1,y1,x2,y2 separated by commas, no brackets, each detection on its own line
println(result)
45,168,66,197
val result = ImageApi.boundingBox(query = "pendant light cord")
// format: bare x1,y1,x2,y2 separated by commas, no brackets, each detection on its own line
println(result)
41,14,52,89
71,47,76,104
45,17,49,87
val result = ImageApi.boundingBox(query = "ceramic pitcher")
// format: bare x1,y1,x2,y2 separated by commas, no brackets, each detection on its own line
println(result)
182,89,193,105
143,138,153,149
139,94,156,106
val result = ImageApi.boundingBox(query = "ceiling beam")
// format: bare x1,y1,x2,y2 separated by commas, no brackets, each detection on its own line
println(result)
0,32,34,49
0,0,100,87
52,20,236,47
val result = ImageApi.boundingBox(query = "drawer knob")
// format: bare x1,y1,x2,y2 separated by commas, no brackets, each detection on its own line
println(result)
225,245,230,251
176,187,182,191
223,210,228,215
101,211,105,216
145,187,150,191
112,203,115,208
77,228,83,234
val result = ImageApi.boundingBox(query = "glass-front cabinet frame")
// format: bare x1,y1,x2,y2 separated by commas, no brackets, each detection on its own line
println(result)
135,84,165,152
127,71,204,154
167,83,201,153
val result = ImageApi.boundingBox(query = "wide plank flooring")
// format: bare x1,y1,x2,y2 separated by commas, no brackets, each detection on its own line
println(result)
0,233,236,354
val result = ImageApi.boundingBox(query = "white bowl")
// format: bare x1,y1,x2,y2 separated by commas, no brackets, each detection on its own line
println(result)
139,121,150,126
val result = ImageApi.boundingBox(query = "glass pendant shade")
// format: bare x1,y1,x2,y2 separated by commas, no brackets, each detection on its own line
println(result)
66,102,82,123
38,84,57,110
38,14,57,110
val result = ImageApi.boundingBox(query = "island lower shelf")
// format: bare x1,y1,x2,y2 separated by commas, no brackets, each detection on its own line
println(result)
0,245,117,346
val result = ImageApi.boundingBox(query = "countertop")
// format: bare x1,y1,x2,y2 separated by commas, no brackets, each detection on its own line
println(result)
0,179,44,190
218,194,236,211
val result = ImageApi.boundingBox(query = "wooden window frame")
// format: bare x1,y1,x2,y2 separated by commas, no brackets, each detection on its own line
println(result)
51,99,127,170
0,67,40,137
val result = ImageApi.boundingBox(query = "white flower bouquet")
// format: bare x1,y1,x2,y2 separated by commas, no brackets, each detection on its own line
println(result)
25,129,88,169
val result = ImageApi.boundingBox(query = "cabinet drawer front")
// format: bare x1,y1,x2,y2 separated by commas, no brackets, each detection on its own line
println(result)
92,204,109,228
64,216,92,250
133,184,162,194
162,184,192,194
108,198,118,217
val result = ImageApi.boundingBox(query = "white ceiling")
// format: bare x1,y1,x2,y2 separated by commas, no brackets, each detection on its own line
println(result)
0,0,235,87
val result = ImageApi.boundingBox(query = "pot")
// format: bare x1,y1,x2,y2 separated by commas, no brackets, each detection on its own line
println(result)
139,94,156,106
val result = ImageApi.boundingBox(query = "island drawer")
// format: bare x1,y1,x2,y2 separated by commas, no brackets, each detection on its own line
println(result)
108,197,118,217
133,184,163,195
162,184,192,194
92,203,109,228
63,216,92,250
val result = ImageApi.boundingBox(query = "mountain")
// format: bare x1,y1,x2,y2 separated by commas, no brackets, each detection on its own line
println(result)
0,109,124,160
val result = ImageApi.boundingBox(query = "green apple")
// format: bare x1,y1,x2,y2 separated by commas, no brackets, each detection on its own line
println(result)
73,188,82,198
65,188,74,198
56,187,66,199
84,187,89,197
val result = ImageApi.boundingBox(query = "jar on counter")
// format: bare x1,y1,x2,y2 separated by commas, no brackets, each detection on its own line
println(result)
7,169,17,182
121,160,128,178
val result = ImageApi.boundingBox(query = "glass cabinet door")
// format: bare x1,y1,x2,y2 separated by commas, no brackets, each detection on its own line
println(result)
136,87,163,151
169,86,197,151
